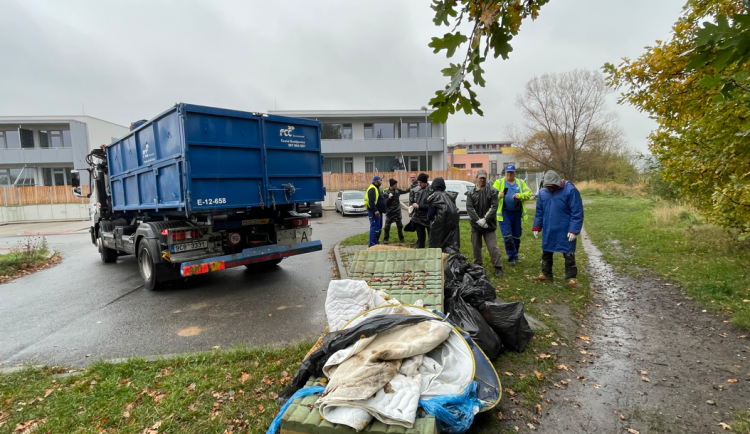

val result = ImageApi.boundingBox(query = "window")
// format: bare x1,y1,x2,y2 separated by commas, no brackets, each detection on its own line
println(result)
0,131,5,148
321,123,352,140
323,157,343,173
365,157,374,173
471,163,483,168
367,156,397,172
20,129,34,148
39,130,69,148
343,191,365,200
344,157,353,173
6,168,36,186
453,164,466,169
42,167,74,186
364,123,394,139
1,131,21,148
401,122,432,138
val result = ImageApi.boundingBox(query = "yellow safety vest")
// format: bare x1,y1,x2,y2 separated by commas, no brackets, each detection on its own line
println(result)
364,183,379,210
492,178,532,222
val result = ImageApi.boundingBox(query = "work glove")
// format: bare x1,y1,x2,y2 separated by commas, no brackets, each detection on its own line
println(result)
533,230,539,239
567,232,577,242
389,193,394,199
476,218,487,228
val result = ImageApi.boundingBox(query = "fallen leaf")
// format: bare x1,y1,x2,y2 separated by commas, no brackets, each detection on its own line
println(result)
543,313,550,317
642,376,650,383
557,364,568,371
719,422,732,430
186,383,196,391
620,414,625,420
514,427,519,432
258,404,266,413
580,350,588,354
527,423,537,430
627,429,640,434
535,404,542,415
14,418,47,434
594,383,600,389
141,420,162,434
530,298,536,303
504,372,514,377
728,379,738,383
637,370,648,375
497,411,504,421
519,374,526,379
43,389,53,398
560,380,569,386
577,376,585,380
187,403,196,412
384,383,395,394
551,342,558,346
539,353,551,359
534,370,544,380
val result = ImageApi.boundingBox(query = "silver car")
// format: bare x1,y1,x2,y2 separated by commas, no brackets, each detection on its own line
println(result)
335,190,368,217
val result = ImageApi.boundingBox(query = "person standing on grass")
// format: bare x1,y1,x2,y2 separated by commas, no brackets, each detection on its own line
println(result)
466,170,504,276
409,173,432,248
493,164,532,265
426,177,461,253
530,170,584,289
382,178,409,244
365,175,387,247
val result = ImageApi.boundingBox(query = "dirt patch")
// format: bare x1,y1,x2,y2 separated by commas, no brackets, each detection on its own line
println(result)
537,232,750,434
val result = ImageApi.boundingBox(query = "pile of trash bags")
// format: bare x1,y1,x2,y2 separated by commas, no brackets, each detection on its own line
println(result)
444,254,534,361
273,280,501,434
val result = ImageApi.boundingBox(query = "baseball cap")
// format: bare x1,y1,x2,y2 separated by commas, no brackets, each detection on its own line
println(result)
372,175,382,182
505,164,516,172
476,169,488,179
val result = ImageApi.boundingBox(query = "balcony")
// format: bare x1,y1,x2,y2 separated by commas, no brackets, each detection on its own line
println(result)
322,138,444,154
0,148,75,165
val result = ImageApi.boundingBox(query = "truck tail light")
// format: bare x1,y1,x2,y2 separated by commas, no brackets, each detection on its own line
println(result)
291,218,309,228
171,229,201,242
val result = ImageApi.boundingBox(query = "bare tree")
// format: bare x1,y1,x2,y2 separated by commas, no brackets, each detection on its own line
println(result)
514,69,625,182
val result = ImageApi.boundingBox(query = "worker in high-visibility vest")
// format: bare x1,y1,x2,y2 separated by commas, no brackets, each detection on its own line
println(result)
365,175,387,247
492,164,532,265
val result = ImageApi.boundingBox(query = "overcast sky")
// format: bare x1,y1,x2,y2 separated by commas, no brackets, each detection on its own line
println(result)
0,0,686,152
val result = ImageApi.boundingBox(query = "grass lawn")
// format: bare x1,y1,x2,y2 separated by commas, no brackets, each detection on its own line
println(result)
0,344,311,434
339,211,592,433
580,191,750,329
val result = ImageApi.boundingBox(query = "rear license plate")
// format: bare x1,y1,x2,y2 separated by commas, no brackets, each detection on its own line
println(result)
171,241,208,253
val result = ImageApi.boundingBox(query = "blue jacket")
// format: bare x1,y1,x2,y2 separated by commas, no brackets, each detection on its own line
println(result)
532,181,584,254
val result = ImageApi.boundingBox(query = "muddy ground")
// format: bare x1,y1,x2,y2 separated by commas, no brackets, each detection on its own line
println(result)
525,231,750,434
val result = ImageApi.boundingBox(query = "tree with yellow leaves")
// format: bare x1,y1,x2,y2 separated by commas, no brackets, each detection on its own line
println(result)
604,0,750,237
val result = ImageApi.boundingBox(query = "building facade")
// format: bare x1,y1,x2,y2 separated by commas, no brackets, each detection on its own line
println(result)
0,115,128,187
447,141,530,180
269,110,447,173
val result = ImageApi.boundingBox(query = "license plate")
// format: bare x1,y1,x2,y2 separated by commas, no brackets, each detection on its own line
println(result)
171,241,208,253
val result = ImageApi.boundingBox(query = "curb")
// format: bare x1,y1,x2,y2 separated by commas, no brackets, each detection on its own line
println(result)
333,242,348,279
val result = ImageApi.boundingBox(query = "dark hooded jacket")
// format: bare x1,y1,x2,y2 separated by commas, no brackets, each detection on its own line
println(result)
384,187,409,220
426,178,461,253
466,184,499,232
409,184,433,226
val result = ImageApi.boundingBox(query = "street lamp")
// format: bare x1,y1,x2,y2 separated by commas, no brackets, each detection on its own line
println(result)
421,106,429,173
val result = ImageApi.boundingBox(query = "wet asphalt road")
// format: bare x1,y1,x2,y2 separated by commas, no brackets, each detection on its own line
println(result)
0,211,370,368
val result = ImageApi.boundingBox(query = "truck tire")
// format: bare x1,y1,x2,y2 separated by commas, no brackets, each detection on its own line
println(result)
99,229,118,263
244,258,282,269
137,241,162,291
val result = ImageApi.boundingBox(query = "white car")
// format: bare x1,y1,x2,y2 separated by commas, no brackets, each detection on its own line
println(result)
443,180,475,214
335,190,368,217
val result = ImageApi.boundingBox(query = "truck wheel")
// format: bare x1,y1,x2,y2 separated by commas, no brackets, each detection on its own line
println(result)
99,229,118,263
137,241,162,291
244,258,282,269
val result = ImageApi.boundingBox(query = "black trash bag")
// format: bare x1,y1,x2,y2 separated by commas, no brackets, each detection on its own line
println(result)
479,301,535,353
464,262,488,280
446,295,503,360
278,314,438,405
458,273,497,309
403,220,417,233
445,253,469,282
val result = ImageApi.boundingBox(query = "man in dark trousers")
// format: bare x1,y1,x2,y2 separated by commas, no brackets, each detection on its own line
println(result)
382,179,409,244
466,170,503,276
365,175,387,247
530,171,584,289
409,173,432,248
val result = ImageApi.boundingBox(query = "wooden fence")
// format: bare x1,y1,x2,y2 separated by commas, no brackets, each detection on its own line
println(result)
1,186,90,206
323,170,475,191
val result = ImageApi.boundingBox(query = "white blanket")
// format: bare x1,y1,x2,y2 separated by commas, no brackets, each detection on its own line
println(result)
325,280,387,332
317,317,452,431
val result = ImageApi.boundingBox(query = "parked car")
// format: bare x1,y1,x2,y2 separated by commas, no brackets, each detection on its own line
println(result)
309,202,323,218
443,180,476,214
335,190,367,217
